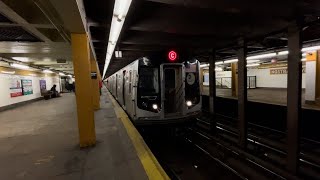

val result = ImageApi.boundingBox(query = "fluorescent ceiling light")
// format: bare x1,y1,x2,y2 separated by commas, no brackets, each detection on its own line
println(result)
109,18,125,43
224,59,238,63
102,0,133,78
247,60,260,63
59,72,65,76
115,51,119,58
215,61,223,65
1,71,15,74
247,63,260,67
302,45,320,52
114,0,132,20
277,51,288,56
200,64,209,68
12,57,29,62
10,63,30,70
43,69,54,73
247,53,276,60
118,51,122,58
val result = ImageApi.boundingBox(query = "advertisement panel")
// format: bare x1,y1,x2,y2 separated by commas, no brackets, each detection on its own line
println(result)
9,78,23,97
40,80,47,95
21,79,33,95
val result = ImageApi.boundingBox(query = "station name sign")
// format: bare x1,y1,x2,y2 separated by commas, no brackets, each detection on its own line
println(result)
270,67,306,75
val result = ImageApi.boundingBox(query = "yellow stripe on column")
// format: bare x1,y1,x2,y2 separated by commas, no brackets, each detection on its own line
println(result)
71,33,96,147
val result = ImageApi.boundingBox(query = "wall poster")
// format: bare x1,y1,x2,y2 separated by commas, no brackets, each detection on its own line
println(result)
21,79,33,95
40,80,47,95
10,78,23,97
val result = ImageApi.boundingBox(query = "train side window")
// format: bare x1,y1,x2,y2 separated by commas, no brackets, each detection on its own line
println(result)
129,71,132,94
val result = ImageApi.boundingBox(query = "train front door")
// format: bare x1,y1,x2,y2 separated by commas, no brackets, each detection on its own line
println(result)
160,64,185,118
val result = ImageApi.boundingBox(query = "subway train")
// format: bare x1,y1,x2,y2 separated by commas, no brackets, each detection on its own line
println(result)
106,50,201,125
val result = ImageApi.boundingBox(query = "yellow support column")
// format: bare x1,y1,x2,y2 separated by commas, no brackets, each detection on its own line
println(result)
91,59,100,110
71,33,96,147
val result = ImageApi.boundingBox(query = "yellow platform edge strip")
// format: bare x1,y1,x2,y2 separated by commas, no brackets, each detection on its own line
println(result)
107,91,170,180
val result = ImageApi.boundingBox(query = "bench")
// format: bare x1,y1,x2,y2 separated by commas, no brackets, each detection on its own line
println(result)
42,90,60,100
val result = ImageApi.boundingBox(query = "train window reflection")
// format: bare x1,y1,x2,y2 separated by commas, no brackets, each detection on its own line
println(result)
138,68,159,94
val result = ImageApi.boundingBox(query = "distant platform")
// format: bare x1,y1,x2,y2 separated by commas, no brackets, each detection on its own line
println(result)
202,87,320,110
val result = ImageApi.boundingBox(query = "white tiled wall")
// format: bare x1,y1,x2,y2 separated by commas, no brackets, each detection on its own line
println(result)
0,74,60,108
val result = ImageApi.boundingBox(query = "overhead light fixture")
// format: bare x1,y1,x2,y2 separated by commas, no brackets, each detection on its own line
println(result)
247,59,260,63
200,63,209,68
215,61,223,65
247,63,260,67
302,45,320,52
277,51,289,56
114,0,132,21
224,59,238,63
43,69,54,73
102,0,133,78
10,63,30,70
247,53,277,60
118,50,122,58
12,57,29,62
1,71,15,74
59,72,65,76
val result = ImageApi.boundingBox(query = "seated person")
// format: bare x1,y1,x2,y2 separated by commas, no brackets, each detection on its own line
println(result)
50,84,59,98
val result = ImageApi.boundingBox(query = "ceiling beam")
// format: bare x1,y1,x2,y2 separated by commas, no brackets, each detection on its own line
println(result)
0,1,51,42
0,22,56,29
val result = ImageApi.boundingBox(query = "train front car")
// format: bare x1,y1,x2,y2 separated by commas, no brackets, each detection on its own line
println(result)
135,51,201,125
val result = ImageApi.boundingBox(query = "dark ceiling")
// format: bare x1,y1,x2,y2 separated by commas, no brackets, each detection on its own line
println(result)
83,0,320,77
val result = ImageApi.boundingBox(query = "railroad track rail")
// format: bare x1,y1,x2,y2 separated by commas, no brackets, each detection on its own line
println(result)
194,114,320,180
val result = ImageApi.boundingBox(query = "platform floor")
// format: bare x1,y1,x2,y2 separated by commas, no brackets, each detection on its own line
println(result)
202,87,320,110
0,89,149,180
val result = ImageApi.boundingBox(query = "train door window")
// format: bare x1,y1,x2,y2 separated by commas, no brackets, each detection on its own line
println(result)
129,71,132,94
165,69,176,89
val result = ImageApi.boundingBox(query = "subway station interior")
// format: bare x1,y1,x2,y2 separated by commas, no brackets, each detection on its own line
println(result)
1,0,320,179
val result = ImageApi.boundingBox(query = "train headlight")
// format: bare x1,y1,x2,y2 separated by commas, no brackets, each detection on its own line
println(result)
152,104,158,110
186,101,192,107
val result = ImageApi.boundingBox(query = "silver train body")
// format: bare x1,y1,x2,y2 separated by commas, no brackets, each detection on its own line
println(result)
106,57,201,125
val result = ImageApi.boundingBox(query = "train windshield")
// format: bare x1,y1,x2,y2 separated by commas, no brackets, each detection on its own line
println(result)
138,67,159,94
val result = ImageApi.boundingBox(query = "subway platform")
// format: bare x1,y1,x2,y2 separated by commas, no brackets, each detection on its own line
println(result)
0,87,168,180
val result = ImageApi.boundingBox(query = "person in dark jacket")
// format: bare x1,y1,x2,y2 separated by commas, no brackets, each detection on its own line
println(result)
50,84,58,97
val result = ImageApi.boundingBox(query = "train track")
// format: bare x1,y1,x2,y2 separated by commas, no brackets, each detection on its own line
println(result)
138,126,246,180
195,113,320,180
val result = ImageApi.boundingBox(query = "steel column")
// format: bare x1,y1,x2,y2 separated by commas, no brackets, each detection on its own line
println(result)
286,22,302,174
209,51,216,132
237,39,248,149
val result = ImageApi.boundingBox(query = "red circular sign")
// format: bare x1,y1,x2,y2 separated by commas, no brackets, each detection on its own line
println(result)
168,50,177,61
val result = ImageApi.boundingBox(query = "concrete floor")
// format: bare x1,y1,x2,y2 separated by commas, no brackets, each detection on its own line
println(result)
202,86,320,110
0,91,148,180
